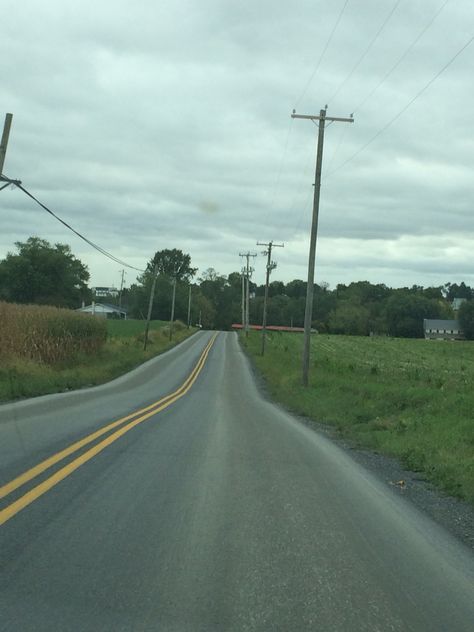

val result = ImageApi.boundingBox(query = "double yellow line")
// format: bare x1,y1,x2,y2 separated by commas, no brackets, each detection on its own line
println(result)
0,333,218,527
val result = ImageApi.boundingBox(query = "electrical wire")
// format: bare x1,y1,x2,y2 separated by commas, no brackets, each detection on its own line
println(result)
294,0,350,109
353,0,450,114
13,182,145,272
328,0,402,106
325,123,349,173
325,31,474,179
266,116,295,223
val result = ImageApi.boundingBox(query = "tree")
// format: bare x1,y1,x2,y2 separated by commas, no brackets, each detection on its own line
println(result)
285,279,306,298
198,269,239,329
0,237,90,308
444,282,472,302
458,300,474,339
269,280,285,297
384,293,452,338
147,248,197,281
328,303,370,336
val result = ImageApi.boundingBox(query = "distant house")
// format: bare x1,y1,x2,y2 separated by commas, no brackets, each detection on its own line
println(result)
77,302,127,320
451,297,467,312
423,319,463,340
91,286,119,298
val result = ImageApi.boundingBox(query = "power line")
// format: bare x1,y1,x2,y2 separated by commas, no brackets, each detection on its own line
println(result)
12,182,145,272
294,0,350,109
270,1,351,222
353,0,450,114
325,31,474,178
328,0,402,106
270,117,294,205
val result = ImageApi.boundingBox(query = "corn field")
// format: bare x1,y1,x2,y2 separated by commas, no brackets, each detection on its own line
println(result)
0,301,107,364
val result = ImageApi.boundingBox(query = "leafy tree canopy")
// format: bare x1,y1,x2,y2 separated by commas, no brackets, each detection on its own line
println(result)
147,248,197,282
0,236,90,308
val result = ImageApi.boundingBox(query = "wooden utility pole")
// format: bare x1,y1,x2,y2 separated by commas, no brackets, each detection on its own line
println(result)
239,252,257,336
241,268,245,330
0,113,13,177
292,107,354,386
169,272,177,341
143,266,158,351
0,113,21,192
118,269,126,308
257,240,284,355
187,284,192,328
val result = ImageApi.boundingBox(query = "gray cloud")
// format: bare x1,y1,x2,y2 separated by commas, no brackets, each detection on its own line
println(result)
1,0,474,292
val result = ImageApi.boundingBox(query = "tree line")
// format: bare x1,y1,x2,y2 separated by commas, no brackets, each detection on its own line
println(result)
1,237,474,339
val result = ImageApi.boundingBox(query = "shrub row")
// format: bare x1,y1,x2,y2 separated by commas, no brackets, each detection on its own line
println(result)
0,301,107,364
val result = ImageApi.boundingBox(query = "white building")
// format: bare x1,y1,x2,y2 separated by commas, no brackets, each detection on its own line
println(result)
91,286,119,298
423,319,463,340
77,302,127,319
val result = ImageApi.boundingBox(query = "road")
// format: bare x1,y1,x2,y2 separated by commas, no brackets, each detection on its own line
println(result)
0,331,473,631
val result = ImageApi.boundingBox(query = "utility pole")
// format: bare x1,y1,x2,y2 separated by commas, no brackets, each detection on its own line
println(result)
239,252,257,336
257,240,284,356
169,271,177,341
292,107,354,386
0,113,13,177
241,267,245,330
187,284,192,328
0,113,21,192
118,269,126,308
143,266,158,351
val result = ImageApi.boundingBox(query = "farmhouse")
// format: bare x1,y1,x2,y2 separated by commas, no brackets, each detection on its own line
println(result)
423,319,463,340
77,302,127,319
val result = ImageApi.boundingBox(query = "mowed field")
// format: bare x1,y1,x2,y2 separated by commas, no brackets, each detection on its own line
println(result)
106,319,169,337
243,331,474,503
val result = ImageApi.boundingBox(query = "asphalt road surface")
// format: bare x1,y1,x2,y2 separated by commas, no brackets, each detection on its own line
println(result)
1,331,473,631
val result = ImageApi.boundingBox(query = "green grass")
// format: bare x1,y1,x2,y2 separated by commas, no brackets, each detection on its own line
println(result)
106,319,169,338
0,320,196,403
242,331,474,503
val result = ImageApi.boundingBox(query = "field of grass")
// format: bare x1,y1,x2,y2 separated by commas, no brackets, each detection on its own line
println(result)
106,319,169,338
242,331,474,503
0,318,195,402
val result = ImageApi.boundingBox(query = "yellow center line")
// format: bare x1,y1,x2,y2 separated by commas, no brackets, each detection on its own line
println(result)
0,333,218,526
0,334,216,502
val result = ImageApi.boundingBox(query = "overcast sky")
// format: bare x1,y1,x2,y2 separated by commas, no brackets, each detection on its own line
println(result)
1,0,473,291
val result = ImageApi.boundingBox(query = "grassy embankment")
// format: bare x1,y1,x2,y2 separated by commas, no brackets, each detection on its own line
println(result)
0,301,195,402
242,331,474,503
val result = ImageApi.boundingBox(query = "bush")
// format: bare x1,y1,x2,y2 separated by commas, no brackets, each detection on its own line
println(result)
458,300,474,340
0,301,107,364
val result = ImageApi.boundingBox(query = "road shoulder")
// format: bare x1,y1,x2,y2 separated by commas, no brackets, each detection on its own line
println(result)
240,334,474,552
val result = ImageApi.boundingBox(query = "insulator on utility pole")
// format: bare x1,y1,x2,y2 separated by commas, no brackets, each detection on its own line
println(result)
292,107,354,386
